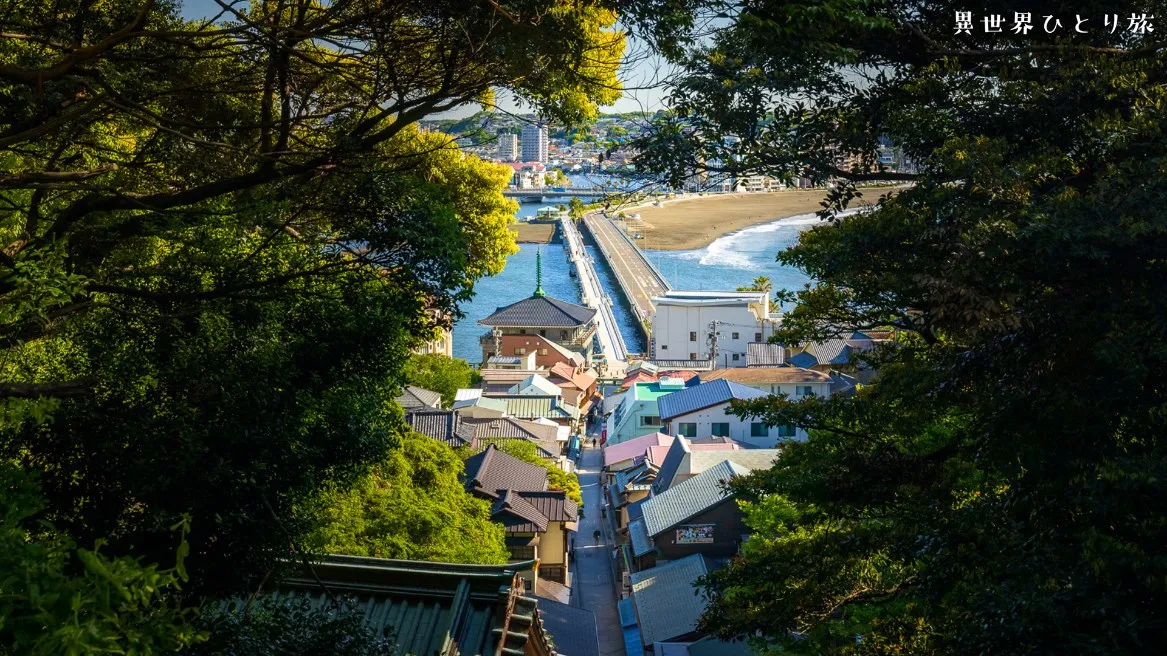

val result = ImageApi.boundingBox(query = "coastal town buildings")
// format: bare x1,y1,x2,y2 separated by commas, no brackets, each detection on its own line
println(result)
496,128,519,161
655,378,771,446
605,378,687,446
650,290,782,366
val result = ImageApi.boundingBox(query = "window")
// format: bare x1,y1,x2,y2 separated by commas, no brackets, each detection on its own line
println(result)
661,344,668,351
677,422,697,437
514,347,526,355
560,330,570,340
689,352,697,360
711,423,730,437
796,386,813,396
540,348,548,355
540,329,547,337
750,423,769,437
732,332,739,340
640,415,661,427
755,332,763,342
689,331,698,342
776,424,796,437
732,353,740,361
519,329,526,334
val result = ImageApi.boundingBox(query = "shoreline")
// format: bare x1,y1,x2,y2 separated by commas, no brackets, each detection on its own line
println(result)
611,186,905,251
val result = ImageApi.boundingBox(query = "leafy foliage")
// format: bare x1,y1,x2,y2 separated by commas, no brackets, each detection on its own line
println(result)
0,464,203,655
304,433,510,565
638,0,1167,653
402,354,479,408
190,597,396,656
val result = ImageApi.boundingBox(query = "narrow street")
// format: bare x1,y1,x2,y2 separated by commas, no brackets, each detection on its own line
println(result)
572,439,626,656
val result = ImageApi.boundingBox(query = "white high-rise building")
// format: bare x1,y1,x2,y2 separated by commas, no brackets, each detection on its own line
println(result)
496,129,519,162
521,123,549,163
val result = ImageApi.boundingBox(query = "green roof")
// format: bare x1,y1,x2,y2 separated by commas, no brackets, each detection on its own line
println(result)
632,381,679,402
503,396,581,420
245,555,552,656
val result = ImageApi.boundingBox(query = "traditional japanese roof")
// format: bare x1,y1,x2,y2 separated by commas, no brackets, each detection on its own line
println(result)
656,379,767,421
686,449,781,476
642,460,752,537
517,490,578,523
406,409,475,448
541,336,587,366
534,596,600,656
455,388,483,402
479,295,596,328
702,365,832,385
453,395,509,414
395,385,442,410
492,489,550,533
259,554,552,656
746,342,786,367
463,444,548,498
603,432,674,468
502,396,581,421
628,518,653,557
789,338,870,368
652,436,745,495
630,554,714,645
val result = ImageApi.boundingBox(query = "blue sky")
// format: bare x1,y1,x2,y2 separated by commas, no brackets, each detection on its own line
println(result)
178,0,670,116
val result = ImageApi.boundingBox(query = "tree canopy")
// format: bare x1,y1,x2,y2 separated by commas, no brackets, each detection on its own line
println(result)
0,0,645,613
402,353,478,408
305,432,509,565
635,0,1167,653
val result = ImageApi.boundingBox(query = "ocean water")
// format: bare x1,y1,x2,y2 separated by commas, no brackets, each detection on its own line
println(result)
451,205,859,364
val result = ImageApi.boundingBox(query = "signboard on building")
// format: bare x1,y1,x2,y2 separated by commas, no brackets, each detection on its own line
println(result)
675,524,714,544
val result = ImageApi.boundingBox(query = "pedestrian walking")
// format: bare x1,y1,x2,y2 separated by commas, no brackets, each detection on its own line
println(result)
593,529,601,544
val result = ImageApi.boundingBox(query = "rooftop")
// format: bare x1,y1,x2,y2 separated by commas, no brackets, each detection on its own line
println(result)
463,444,548,498
630,554,713,646
632,381,685,402
479,295,597,328
395,385,442,410
603,432,674,468
642,460,752,537
702,365,832,385
657,379,768,421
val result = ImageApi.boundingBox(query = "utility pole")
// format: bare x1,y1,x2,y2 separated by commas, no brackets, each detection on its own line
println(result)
707,320,721,366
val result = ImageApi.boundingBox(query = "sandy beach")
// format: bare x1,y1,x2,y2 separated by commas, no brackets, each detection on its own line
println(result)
511,222,555,244
614,187,904,251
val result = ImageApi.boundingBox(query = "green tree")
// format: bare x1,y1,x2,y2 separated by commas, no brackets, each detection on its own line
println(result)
191,597,396,656
306,433,509,565
637,0,1167,653
736,276,772,294
569,197,587,220
0,0,637,606
402,354,478,408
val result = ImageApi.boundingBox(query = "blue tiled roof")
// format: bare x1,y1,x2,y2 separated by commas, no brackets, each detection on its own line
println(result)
618,598,645,656
657,379,767,421
787,351,817,368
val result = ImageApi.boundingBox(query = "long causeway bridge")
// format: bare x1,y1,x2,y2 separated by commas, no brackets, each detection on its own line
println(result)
580,212,671,341
559,218,629,371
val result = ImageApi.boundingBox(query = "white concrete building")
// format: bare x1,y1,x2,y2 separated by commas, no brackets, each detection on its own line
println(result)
521,123,548,163
702,366,832,442
650,291,782,366
656,379,784,447
496,130,519,162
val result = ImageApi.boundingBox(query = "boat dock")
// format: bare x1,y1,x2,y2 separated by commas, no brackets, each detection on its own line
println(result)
560,218,629,371
580,212,671,340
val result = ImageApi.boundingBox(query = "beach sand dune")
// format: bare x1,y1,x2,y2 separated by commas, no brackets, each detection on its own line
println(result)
618,187,902,251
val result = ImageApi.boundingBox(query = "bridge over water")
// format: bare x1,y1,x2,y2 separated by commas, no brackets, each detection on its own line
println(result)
559,218,629,375
579,212,671,343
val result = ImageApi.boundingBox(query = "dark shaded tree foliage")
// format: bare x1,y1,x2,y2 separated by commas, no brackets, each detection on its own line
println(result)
636,0,1167,653
0,0,677,613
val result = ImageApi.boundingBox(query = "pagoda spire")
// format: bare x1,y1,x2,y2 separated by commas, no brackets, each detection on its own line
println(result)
533,249,546,297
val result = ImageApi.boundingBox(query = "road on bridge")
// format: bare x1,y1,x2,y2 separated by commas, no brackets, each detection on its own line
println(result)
582,213,670,332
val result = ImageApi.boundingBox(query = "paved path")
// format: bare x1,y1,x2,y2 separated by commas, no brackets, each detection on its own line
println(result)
572,442,626,656
581,213,670,335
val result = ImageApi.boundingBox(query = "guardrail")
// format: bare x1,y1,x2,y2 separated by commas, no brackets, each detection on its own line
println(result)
602,215,672,292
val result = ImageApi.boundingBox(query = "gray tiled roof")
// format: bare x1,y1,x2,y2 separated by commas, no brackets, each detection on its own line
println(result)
492,489,549,533
626,497,647,522
461,417,561,457
396,385,442,410
463,444,548,498
406,410,473,448
532,596,600,656
791,339,868,367
479,295,596,328
630,554,712,645
642,460,751,537
746,342,785,367
657,379,767,421
628,518,653,557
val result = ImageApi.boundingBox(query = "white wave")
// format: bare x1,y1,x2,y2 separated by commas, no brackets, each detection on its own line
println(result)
695,208,863,267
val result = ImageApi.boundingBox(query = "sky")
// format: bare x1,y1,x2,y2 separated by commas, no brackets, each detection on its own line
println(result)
178,0,672,116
